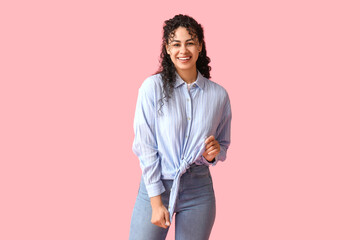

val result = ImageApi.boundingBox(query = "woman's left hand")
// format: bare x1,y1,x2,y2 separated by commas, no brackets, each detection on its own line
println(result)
202,135,220,162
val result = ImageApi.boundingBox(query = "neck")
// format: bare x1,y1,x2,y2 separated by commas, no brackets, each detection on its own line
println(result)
176,67,198,84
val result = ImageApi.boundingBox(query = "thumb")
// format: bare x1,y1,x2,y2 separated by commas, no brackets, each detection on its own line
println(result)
165,210,171,226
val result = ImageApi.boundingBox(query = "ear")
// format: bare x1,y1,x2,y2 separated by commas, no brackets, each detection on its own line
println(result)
198,42,203,52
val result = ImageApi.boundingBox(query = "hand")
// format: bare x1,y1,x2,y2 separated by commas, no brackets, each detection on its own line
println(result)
150,195,170,229
202,135,220,162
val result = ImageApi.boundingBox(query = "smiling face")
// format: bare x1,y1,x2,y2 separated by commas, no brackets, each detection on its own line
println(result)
166,27,202,73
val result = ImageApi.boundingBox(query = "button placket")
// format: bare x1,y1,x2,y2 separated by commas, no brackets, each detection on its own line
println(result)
182,85,193,160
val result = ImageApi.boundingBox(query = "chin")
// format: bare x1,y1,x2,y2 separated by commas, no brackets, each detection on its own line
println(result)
175,64,196,71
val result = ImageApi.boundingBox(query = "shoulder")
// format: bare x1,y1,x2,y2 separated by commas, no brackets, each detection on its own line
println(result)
204,78,231,115
204,77,230,101
138,73,163,99
140,73,162,91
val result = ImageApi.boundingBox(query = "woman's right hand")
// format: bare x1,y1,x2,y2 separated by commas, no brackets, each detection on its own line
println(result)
150,195,171,229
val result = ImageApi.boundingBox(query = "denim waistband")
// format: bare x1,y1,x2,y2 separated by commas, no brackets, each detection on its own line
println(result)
185,163,209,174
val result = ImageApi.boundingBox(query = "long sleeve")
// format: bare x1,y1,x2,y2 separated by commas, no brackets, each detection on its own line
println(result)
132,79,165,198
201,91,232,167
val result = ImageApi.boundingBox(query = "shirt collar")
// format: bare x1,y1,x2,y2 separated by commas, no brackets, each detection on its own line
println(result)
174,70,205,90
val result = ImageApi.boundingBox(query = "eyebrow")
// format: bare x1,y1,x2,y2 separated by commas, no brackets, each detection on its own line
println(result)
170,38,194,43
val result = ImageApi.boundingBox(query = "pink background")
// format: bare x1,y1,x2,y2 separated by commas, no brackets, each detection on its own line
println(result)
1,0,359,239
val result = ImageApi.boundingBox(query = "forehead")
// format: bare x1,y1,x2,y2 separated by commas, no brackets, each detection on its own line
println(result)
169,27,198,42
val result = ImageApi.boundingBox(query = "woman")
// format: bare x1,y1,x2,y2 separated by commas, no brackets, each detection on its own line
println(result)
129,14,232,240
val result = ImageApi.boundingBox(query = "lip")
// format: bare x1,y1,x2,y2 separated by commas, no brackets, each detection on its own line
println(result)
177,56,192,63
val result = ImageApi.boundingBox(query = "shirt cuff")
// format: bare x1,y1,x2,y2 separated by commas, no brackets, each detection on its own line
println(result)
145,180,166,198
201,155,219,167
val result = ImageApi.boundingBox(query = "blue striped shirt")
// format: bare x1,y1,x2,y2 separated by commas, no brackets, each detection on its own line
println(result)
132,69,232,222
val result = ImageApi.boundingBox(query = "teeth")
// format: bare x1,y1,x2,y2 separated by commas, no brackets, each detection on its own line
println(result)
178,57,190,60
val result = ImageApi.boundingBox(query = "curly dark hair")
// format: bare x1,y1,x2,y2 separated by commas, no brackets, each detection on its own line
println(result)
154,14,212,114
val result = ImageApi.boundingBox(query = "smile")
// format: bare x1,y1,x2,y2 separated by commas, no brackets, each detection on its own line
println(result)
177,56,191,62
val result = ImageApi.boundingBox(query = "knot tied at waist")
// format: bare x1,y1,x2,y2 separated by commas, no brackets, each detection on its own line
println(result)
167,141,206,223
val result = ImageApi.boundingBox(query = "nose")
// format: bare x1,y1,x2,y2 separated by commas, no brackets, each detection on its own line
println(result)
180,44,188,54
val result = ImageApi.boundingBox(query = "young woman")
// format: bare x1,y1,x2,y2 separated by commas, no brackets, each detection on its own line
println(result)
129,14,232,240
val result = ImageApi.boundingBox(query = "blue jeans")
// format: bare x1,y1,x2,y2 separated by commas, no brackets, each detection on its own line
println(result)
129,164,216,240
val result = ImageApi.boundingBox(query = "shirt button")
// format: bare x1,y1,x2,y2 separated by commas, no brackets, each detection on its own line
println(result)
187,98,190,101
187,117,191,120
192,85,196,88
185,135,188,138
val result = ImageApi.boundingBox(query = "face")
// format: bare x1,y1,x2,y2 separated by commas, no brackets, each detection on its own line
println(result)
166,27,202,72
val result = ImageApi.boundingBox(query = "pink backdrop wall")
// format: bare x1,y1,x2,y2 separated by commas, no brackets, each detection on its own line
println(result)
1,0,359,239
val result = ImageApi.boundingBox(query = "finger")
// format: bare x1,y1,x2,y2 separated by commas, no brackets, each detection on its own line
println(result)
156,222,163,228
165,210,170,227
208,149,220,155
159,214,167,229
158,210,170,229
205,141,215,150
157,221,165,229
161,223,167,229
211,142,219,149
206,146,216,152
153,216,165,229
154,221,163,229
205,135,215,144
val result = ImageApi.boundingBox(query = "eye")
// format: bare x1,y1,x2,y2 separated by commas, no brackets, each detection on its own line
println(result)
187,42,194,45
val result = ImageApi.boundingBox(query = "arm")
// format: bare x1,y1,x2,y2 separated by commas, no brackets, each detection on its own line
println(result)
202,92,232,166
132,79,170,228
132,79,165,197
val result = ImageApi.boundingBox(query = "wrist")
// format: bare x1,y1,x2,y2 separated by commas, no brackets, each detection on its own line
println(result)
202,155,216,163
150,195,163,208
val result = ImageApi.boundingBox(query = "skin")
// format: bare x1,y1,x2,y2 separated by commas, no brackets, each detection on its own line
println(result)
166,26,202,84
150,27,221,229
